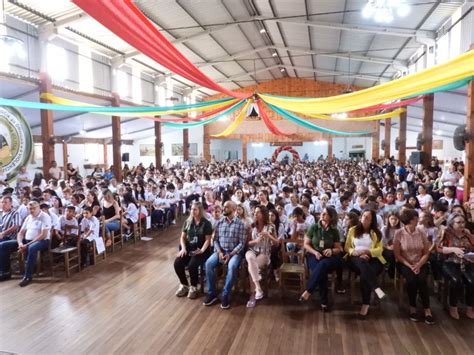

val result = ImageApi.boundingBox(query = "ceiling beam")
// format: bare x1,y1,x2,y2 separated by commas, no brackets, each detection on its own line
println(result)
218,64,386,82
268,18,436,39
8,88,38,100
31,111,90,129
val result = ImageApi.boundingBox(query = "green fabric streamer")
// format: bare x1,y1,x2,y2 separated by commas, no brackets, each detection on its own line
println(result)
163,100,245,128
0,96,234,113
268,104,371,136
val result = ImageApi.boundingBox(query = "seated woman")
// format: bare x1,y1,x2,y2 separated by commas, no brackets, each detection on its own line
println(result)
102,190,121,247
381,211,401,279
245,206,279,307
393,208,434,324
174,202,212,299
436,213,474,319
299,207,342,311
345,209,386,317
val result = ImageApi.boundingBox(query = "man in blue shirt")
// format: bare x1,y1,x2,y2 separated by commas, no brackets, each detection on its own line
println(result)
203,201,246,309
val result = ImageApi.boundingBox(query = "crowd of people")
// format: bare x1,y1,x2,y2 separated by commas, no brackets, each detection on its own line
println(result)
0,155,473,323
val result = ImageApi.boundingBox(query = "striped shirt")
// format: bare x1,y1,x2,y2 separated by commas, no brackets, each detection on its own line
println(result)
0,208,20,240
214,216,246,255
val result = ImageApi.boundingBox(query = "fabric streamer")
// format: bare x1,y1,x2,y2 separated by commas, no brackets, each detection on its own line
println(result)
267,103,371,136
39,93,237,116
259,51,474,114
306,108,406,121
350,96,422,113
256,99,292,136
72,0,250,99
211,101,251,137
163,100,246,128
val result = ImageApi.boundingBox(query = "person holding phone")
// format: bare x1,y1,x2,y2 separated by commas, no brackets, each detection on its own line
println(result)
174,202,212,300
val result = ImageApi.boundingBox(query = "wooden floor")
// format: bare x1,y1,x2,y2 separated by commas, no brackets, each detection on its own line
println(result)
1,221,473,354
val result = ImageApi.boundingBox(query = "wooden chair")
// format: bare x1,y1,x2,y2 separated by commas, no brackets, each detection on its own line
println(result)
50,225,81,278
90,235,107,265
279,238,306,296
109,211,124,252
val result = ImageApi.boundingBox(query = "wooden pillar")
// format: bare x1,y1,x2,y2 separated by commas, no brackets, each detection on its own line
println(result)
242,137,248,162
384,117,391,159
39,73,55,179
372,121,380,161
111,93,122,181
327,135,333,161
422,94,434,167
62,141,68,179
399,107,407,165
103,143,108,167
154,121,162,169
183,127,189,161
464,78,474,202
203,124,211,161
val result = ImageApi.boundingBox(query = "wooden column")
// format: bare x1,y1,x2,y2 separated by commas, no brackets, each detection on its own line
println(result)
111,93,122,181
464,78,474,202
398,107,407,165
103,143,108,167
62,141,68,179
154,121,162,169
242,137,248,162
182,127,189,161
203,124,211,161
327,135,333,161
384,117,391,159
422,94,434,167
372,121,380,161
39,73,55,179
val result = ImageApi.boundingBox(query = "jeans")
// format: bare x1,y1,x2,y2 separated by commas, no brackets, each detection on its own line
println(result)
349,256,384,305
442,262,474,307
382,249,395,278
0,239,19,273
205,251,241,297
306,253,341,304
174,252,209,287
398,263,430,308
105,220,120,234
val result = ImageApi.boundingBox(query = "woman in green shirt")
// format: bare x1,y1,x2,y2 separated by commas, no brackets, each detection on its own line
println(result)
299,206,342,311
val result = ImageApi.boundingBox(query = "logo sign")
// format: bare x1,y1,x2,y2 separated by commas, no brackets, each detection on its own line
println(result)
0,106,33,181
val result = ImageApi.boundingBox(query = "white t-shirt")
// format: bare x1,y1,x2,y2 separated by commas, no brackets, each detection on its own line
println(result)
16,171,31,188
125,203,139,223
21,211,52,241
417,194,433,209
58,216,78,233
353,233,372,250
80,216,100,241
49,167,61,180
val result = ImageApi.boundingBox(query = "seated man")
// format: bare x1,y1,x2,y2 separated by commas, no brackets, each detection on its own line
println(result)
203,201,246,309
0,201,51,286
0,196,21,280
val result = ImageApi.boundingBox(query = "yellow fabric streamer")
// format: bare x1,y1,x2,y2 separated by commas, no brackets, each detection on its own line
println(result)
211,101,250,137
259,50,474,114
40,93,237,117
308,108,406,121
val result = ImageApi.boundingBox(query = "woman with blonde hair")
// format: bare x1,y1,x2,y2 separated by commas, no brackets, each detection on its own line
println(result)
174,202,213,299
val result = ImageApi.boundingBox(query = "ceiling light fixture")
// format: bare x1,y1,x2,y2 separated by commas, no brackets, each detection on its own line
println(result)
361,0,410,23
280,68,285,72
272,52,278,57
331,112,348,119
259,28,266,34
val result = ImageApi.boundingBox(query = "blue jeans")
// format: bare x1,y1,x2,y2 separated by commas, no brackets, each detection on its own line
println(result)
0,239,49,278
105,220,120,234
306,253,341,304
205,251,241,297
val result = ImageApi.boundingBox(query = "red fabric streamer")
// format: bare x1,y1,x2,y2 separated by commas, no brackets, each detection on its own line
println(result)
256,99,292,137
73,0,250,99
351,96,423,113
142,101,237,122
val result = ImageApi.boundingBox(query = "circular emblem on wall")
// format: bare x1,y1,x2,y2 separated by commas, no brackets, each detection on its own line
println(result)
0,106,33,181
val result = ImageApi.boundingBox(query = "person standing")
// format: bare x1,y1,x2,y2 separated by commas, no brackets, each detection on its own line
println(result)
203,201,246,309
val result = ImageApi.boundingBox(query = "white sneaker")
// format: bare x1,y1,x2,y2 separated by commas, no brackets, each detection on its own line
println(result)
175,284,189,297
255,289,264,300
375,287,386,300
171,220,176,225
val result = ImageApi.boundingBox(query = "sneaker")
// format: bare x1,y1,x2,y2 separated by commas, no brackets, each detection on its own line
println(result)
374,288,386,300
336,284,346,294
221,295,230,309
19,277,32,287
409,313,420,322
187,286,198,299
171,220,176,225
175,284,189,297
246,298,257,308
424,315,435,325
202,293,218,306
255,289,264,300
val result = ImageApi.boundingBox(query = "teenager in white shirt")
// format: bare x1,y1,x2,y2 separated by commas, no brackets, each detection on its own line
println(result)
80,206,101,267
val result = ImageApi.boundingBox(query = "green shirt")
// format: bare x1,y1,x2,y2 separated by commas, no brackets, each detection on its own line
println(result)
306,222,340,252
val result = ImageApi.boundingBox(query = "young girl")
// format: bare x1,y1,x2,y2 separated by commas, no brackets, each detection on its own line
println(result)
381,211,401,279
122,192,139,239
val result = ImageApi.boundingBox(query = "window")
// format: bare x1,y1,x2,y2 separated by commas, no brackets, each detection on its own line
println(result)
47,44,68,81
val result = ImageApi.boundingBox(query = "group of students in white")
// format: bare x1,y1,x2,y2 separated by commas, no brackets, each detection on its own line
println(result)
0,157,473,325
